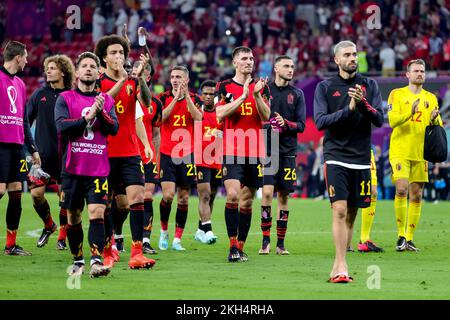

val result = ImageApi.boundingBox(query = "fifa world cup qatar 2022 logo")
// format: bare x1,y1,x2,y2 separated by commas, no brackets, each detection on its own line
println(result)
7,86,18,114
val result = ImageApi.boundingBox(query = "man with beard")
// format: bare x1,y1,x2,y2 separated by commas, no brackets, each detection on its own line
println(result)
387,59,442,252
258,55,306,256
313,41,384,283
27,54,75,250
55,51,118,277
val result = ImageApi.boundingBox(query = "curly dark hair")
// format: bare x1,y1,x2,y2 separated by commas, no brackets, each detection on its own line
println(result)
94,35,130,68
43,54,75,89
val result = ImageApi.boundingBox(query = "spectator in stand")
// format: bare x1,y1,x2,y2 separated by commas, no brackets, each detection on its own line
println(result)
394,38,409,71
379,42,396,77
429,31,444,70
92,8,106,43
115,8,128,37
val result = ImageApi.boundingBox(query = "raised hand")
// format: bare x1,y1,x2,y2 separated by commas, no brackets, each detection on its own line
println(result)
122,23,130,44
431,107,439,121
411,98,420,115
242,77,252,99
135,53,150,78
253,77,268,96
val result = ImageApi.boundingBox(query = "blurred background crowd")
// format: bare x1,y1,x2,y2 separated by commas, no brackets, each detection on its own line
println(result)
1,0,450,201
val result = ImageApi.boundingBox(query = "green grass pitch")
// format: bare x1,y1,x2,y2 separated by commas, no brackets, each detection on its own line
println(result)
0,193,449,300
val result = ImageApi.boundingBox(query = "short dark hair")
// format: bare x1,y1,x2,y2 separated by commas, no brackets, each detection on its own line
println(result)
274,55,293,64
3,41,26,62
94,35,130,68
170,65,189,76
407,59,426,71
200,80,217,91
232,46,252,60
76,52,100,69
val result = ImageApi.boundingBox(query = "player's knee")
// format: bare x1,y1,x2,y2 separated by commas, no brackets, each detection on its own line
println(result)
199,191,210,204
163,191,175,203
31,191,45,205
332,204,347,220
227,188,239,203
68,214,81,225
371,188,378,200
89,206,105,219
239,198,253,208
144,190,153,202
262,189,272,203
396,187,408,197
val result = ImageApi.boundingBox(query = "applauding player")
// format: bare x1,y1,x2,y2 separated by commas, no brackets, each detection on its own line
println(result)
259,55,306,255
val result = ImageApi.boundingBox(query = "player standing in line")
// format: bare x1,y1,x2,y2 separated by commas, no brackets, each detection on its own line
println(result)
259,55,306,255
1,41,40,256
356,148,384,252
158,66,203,251
95,35,155,269
133,61,162,254
194,80,222,245
27,54,75,250
55,52,118,277
388,59,442,252
313,41,383,283
216,46,271,262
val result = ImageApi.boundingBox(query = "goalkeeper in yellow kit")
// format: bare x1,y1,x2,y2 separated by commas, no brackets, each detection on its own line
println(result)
388,59,442,252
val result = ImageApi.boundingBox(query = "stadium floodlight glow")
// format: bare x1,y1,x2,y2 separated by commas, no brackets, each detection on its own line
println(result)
225,30,231,36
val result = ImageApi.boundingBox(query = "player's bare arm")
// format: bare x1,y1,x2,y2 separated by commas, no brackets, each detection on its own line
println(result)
136,117,153,161
216,77,250,121
184,81,202,121
253,77,270,121
136,53,152,106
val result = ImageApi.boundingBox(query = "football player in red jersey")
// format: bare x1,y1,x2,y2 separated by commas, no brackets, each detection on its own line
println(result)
132,61,162,254
193,80,222,245
94,35,155,270
158,66,203,251
215,47,271,262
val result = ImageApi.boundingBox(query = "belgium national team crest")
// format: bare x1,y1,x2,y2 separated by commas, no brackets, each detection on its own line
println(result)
287,93,294,104
126,84,133,96
328,185,335,197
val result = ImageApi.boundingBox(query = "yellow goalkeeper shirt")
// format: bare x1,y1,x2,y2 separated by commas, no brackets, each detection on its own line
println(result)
388,86,443,161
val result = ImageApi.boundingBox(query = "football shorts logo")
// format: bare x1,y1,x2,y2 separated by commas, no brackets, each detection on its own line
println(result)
328,185,335,197
287,93,294,104
396,163,402,171
222,167,227,176
160,169,164,178
198,171,203,180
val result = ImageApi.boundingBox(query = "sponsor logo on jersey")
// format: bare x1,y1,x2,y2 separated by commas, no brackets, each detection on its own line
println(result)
332,91,341,97
287,93,294,104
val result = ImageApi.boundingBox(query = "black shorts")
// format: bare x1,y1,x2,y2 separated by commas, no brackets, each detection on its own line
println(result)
0,143,28,183
144,161,159,184
196,166,222,189
324,163,371,208
159,153,196,186
263,156,297,192
222,156,263,189
108,156,145,193
41,156,62,185
61,173,108,210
